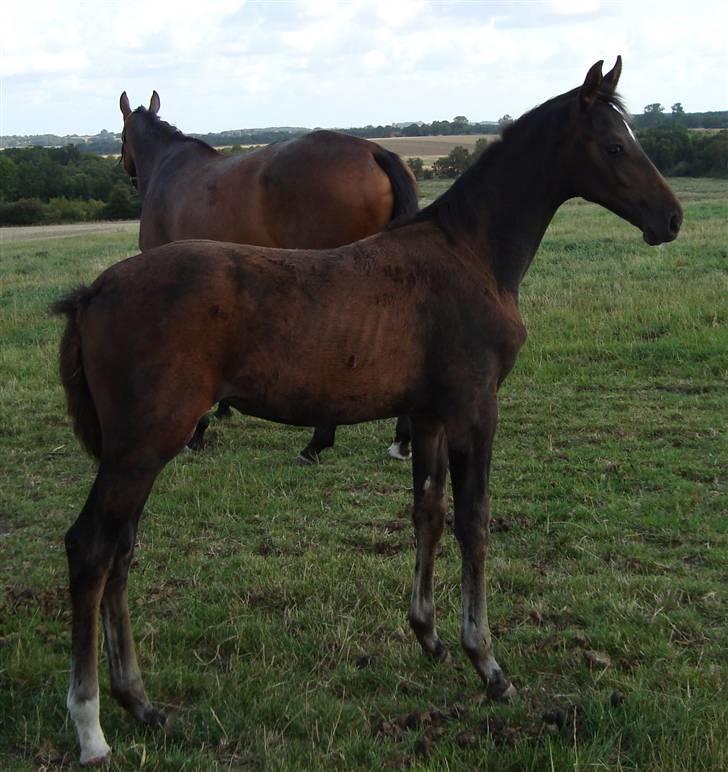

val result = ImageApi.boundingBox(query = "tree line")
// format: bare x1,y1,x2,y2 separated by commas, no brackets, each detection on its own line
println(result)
3,107,726,155
0,126,725,226
404,126,728,180
0,144,141,225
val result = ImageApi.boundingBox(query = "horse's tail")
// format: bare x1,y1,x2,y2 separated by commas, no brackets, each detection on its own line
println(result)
373,147,419,221
50,286,102,460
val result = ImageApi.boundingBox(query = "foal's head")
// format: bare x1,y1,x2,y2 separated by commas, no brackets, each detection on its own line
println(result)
118,91,160,186
560,57,682,244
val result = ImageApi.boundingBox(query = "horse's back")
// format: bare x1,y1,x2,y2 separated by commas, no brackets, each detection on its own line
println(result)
254,131,401,248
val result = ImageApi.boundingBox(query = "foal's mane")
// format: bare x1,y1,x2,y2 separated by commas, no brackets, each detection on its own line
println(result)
389,85,628,242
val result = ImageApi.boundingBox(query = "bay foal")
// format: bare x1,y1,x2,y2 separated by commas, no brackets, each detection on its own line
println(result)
55,58,681,764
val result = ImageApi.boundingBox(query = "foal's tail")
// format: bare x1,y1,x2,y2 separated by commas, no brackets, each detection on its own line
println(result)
51,287,102,460
373,147,419,221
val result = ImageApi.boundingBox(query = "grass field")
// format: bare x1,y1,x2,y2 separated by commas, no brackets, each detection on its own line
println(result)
1,178,726,770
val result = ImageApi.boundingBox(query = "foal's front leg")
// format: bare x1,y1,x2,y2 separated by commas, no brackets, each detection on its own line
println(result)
447,401,517,701
408,416,449,659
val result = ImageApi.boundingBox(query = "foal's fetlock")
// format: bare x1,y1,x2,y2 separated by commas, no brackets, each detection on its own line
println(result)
113,685,166,727
410,617,448,661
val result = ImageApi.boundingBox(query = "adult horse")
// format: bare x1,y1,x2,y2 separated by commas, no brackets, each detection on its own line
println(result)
56,58,681,765
120,91,415,462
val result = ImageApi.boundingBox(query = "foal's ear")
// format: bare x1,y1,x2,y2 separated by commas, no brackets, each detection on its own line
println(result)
149,91,161,115
579,59,604,111
120,92,132,120
603,55,622,93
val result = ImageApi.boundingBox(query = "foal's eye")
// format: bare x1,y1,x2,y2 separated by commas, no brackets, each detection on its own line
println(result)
607,143,624,155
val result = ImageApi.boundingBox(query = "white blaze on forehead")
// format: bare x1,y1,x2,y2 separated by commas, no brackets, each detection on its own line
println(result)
611,103,637,142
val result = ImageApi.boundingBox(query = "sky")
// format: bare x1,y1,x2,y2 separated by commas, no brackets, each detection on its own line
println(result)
1,0,726,137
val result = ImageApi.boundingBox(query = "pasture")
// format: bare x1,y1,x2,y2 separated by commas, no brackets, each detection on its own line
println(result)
0,177,726,770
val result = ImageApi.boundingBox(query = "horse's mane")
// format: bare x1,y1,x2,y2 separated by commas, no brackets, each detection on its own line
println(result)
130,108,217,153
388,85,628,241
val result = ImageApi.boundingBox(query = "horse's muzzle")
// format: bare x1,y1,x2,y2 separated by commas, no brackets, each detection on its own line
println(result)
643,208,682,245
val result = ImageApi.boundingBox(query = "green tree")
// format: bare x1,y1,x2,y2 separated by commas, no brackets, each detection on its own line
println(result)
451,115,469,134
103,183,141,220
642,103,666,129
0,154,18,201
432,146,471,178
406,157,424,180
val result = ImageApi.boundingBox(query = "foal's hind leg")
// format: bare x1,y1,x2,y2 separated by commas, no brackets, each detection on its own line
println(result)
297,425,337,464
66,463,160,766
408,416,449,660
101,491,166,727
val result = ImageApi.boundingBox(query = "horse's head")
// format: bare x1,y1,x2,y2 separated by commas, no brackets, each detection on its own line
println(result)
119,91,161,187
563,57,682,245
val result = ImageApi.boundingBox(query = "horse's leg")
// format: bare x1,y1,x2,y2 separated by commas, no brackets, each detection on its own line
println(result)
297,425,336,465
65,462,160,765
388,416,412,460
101,487,165,727
408,416,449,660
215,400,233,419
446,399,517,702
187,414,210,451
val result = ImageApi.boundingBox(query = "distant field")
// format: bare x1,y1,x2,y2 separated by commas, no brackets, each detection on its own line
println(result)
1,178,726,770
371,134,497,160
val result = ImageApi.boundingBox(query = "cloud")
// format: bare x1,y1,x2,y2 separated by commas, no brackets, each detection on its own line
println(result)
1,0,725,135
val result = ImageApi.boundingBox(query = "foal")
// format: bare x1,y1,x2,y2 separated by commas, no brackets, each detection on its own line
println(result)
55,58,681,765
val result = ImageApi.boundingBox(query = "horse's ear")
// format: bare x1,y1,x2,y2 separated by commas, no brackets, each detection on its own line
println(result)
120,92,132,119
149,91,161,115
579,60,604,111
603,55,622,93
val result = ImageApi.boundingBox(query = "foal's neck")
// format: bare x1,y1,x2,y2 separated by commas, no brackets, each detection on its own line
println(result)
461,116,568,295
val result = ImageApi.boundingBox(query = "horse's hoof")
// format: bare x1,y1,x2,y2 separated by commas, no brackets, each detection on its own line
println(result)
387,442,411,460
296,451,320,465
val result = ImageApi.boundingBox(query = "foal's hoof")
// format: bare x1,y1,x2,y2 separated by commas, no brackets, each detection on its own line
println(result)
140,706,167,727
428,639,450,663
486,671,518,702
80,748,111,767
387,441,411,460
296,450,320,465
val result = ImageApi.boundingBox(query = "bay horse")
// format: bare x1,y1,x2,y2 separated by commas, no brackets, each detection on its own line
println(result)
120,91,416,462
55,58,681,765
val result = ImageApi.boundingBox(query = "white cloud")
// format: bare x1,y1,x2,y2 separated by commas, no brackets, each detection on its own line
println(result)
1,0,725,135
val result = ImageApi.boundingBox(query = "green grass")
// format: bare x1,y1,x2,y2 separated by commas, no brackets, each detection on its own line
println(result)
1,179,727,770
